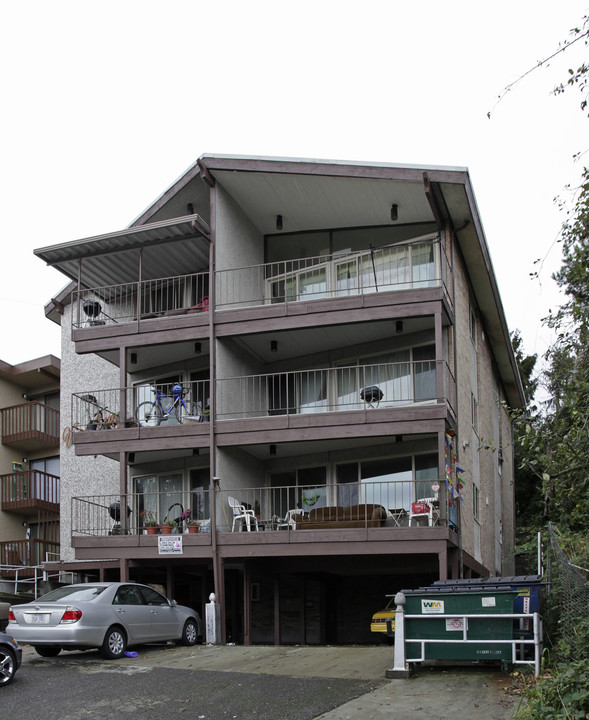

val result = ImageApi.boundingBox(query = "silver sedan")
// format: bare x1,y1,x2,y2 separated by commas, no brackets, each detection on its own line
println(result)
8,582,201,659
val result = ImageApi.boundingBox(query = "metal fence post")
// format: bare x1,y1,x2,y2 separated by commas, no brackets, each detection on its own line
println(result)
386,591,411,678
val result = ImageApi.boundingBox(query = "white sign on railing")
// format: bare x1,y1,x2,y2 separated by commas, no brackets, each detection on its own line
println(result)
158,536,183,555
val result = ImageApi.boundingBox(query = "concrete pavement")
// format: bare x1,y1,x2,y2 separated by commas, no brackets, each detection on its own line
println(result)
21,643,521,719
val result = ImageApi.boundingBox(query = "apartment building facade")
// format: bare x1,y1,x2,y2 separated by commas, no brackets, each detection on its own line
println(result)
37,155,524,644
0,356,60,582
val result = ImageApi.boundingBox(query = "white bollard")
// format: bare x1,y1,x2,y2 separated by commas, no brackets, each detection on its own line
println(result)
386,591,411,678
205,592,222,644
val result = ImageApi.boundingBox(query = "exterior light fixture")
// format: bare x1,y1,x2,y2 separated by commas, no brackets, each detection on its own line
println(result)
269,445,277,456
195,342,202,354
391,204,398,222
276,214,283,230
271,340,278,352
396,320,403,334
130,353,137,364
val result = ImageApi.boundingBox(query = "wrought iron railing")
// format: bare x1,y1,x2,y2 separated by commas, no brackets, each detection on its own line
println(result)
71,380,210,432
71,490,211,536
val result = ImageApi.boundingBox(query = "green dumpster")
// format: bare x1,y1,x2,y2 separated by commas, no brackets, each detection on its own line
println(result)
403,588,519,666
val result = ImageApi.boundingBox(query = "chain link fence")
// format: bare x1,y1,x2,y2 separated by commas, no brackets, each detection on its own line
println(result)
546,522,589,661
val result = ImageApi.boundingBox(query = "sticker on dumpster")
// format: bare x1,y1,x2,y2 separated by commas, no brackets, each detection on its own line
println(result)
446,617,467,631
421,599,445,614
481,596,496,607
522,596,531,613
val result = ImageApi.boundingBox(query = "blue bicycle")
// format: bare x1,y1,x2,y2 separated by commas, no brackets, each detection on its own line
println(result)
135,384,201,427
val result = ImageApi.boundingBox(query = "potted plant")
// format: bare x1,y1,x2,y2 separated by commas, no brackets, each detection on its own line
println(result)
180,509,199,533
161,517,176,535
140,510,158,534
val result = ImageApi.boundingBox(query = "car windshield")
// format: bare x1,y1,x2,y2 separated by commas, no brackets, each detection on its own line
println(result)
36,586,108,603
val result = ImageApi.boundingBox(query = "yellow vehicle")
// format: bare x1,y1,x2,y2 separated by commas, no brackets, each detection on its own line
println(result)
370,597,395,643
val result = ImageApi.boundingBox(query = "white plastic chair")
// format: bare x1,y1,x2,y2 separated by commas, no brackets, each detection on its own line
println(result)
228,496,258,532
408,498,435,526
275,509,303,530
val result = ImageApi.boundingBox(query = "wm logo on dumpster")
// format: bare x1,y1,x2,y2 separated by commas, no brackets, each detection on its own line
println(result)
421,599,445,614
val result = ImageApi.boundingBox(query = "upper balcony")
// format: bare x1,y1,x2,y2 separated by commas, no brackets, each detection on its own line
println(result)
0,401,60,451
70,235,453,348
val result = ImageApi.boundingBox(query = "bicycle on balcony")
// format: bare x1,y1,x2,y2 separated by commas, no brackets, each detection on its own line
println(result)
135,384,202,427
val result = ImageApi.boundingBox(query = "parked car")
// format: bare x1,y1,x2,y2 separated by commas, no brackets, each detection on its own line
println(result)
8,582,201,659
370,597,395,644
0,632,22,686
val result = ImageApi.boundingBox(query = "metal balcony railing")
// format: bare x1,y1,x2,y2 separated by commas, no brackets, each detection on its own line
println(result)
71,490,211,536
216,236,453,310
1,470,60,508
72,271,209,329
71,480,453,537
71,380,210,432
216,360,451,420
70,236,454,329
0,402,59,447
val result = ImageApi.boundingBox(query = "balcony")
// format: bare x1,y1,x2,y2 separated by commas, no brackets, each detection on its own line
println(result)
70,236,453,335
1,470,60,513
217,360,456,421
71,380,210,433
0,539,60,575
71,480,455,539
216,235,453,311
72,271,209,329
0,401,59,451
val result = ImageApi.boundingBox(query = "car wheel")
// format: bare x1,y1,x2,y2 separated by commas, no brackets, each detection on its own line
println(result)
0,647,16,686
100,626,127,659
179,618,199,646
34,645,62,657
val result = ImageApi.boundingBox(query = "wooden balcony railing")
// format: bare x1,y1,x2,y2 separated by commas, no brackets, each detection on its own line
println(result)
0,539,60,571
0,402,59,450
1,470,60,511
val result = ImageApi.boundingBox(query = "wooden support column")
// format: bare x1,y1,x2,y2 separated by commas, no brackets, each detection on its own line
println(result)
273,577,280,646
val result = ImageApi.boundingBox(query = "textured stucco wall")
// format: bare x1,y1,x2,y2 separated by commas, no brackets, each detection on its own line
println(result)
59,309,119,563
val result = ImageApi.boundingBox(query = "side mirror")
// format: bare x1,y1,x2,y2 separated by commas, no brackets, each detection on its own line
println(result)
169,599,177,607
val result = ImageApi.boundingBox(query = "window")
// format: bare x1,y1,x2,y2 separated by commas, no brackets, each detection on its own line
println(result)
470,307,477,347
336,454,438,510
135,472,183,528
473,484,480,522
471,393,479,434
270,467,327,517
266,235,439,304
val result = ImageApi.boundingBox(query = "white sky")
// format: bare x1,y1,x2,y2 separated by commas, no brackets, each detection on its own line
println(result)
1,0,587,376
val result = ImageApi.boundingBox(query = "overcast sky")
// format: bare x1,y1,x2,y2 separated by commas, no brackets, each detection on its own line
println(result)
1,1,587,376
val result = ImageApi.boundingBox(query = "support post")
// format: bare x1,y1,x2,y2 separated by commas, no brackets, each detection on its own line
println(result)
386,592,411,678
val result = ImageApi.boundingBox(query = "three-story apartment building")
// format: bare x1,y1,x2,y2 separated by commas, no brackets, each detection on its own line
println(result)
37,155,524,644
0,356,60,584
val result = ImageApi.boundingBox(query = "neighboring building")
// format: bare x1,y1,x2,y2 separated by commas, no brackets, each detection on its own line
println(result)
36,155,524,644
0,356,60,582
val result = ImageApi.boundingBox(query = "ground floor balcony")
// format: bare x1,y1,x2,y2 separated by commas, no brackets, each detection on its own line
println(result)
0,539,60,574
71,477,457,546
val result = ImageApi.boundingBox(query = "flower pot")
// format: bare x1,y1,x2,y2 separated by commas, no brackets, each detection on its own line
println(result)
188,525,199,534
145,526,158,535
161,524,173,535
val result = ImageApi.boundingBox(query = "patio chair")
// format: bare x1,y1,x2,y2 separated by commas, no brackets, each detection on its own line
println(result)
275,508,303,530
228,496,258,532
408,498,435,526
